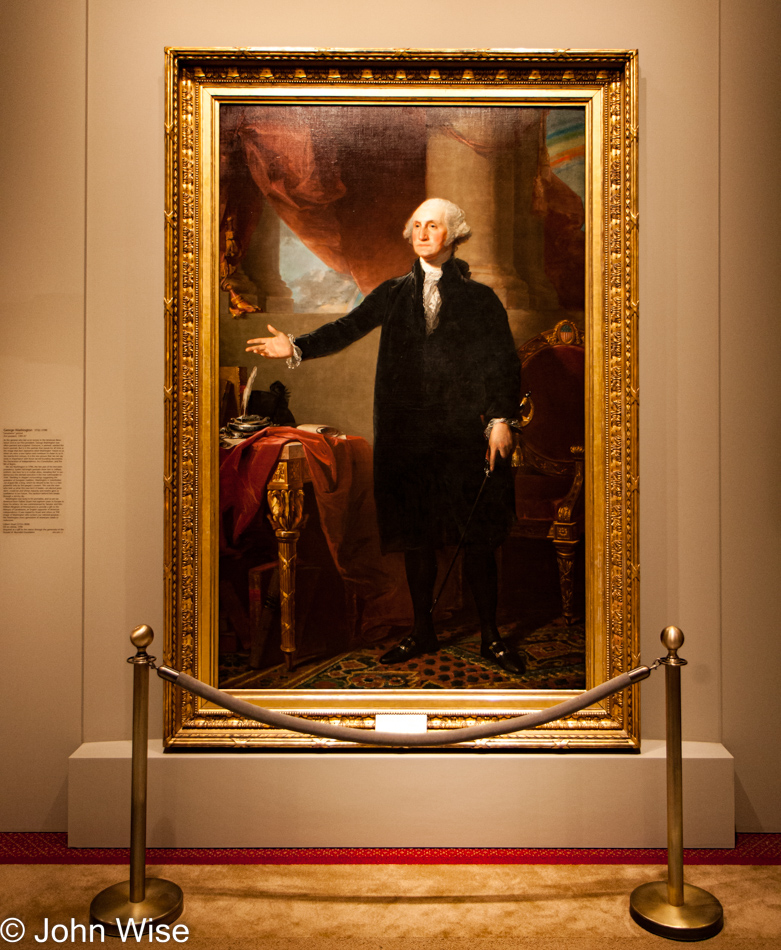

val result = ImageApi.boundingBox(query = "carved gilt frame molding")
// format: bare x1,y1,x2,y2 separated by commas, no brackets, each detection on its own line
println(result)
164,47,639,750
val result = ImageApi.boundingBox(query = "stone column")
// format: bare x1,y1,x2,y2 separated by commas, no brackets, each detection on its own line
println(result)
425,109,529,310
513,111,561,311
241,201,294,313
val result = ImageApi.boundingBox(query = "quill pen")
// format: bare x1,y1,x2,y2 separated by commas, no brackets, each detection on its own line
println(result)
241,366,257,417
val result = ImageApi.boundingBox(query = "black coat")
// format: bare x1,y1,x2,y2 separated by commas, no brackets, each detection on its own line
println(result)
296,257,521,552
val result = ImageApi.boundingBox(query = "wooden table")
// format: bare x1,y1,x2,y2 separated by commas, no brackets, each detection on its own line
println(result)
225,433,367,671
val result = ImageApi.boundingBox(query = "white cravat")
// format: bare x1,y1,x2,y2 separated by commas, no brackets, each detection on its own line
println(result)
420,257,443,335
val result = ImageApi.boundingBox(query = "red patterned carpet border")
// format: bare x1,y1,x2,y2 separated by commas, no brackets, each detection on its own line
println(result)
2,833,779,865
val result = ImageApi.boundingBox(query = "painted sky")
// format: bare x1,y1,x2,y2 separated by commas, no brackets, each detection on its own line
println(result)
546,108,586,204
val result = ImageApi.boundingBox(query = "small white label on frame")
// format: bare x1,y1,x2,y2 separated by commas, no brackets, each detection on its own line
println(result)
374,714,428,734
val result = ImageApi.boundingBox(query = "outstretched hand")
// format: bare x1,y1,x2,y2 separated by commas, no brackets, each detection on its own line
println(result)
246,325,294,360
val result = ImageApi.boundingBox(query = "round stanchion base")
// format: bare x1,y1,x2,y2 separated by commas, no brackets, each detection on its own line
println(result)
90,878,184,936
630,881,723,941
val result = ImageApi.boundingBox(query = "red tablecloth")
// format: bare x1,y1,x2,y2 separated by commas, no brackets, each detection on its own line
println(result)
220,427,420,640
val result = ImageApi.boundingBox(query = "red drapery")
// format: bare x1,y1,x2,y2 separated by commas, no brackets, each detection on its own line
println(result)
220,106,427,297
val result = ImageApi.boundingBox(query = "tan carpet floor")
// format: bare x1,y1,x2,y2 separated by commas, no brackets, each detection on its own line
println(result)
2,864,779,948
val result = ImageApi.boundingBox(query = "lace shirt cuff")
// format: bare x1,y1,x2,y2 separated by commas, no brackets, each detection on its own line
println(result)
484,417,522,439
285,334,303,369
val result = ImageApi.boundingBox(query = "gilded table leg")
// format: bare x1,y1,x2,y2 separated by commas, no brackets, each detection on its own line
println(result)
267,455,307,670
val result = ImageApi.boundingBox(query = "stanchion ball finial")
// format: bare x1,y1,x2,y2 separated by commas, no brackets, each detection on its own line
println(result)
130,625,154,650
661,625,684,652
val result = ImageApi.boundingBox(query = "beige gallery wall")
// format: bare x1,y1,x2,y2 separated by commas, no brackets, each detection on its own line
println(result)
0,0,778,831
719,0,781,830
0,2,87,832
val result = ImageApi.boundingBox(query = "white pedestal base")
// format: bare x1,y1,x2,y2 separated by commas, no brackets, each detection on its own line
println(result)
68,740,734,849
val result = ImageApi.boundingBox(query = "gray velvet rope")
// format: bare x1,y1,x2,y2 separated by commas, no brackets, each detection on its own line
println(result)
158,664,653,747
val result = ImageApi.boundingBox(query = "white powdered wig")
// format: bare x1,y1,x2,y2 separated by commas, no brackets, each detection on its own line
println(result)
403,198,472,247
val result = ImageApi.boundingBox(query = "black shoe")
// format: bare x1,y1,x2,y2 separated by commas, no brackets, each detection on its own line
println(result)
379,633,439,665
480,638,526,675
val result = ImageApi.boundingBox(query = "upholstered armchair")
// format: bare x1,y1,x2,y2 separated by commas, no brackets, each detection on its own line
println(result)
512,320,585,624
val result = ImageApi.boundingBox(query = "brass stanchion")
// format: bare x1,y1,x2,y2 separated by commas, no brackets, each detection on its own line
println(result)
90,626,184,936
630,626,723,941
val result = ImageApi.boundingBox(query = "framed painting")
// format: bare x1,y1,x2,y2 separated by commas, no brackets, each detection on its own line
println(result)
163,47,639,749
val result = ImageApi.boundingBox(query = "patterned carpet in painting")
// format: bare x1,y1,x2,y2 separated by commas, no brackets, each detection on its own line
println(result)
220,615,585,691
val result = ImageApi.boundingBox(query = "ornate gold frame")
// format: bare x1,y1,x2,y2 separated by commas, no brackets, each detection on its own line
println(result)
164,47,639,750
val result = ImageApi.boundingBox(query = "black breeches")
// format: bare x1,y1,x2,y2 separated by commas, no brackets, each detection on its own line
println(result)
404,547,438,636
404,543,499,642
462,544,499,641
